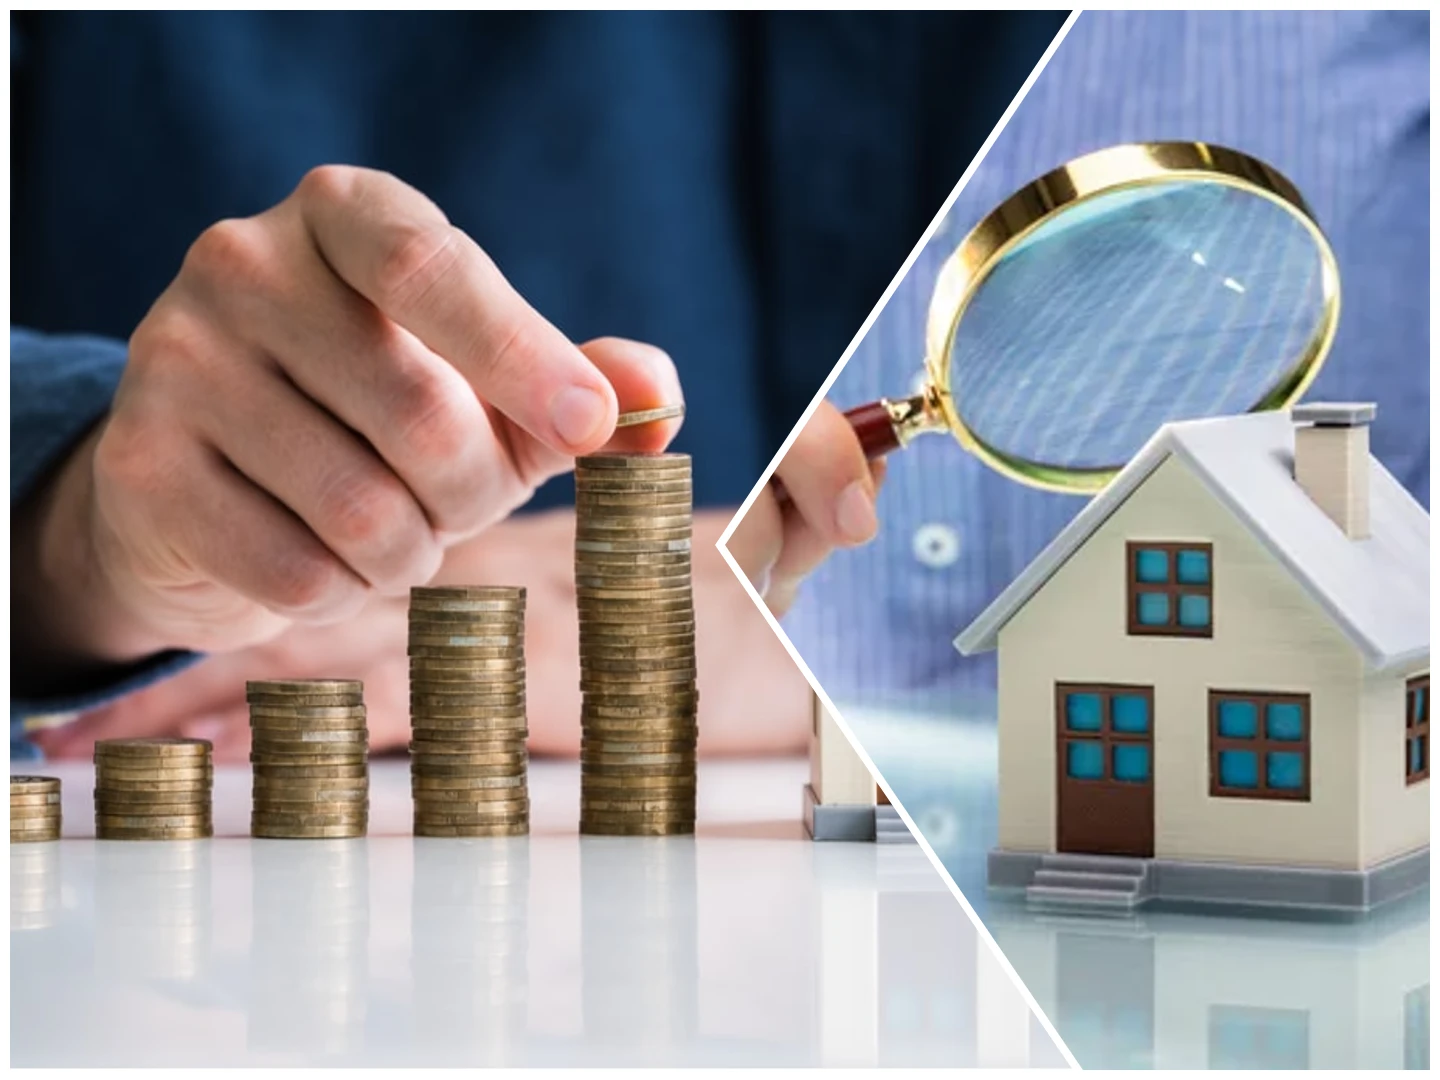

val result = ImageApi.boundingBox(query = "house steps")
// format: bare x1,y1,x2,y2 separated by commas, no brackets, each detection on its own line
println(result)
874,805,917,844
1024,853,1152,913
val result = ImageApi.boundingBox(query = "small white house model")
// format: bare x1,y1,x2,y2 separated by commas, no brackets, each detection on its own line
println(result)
956,404,1429,913
804,694,913,843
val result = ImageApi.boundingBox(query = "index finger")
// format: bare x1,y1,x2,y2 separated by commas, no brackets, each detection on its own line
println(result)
296,166,619,455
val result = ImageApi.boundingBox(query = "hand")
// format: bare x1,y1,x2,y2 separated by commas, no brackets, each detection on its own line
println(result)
13,165,681,693
723,401,886,616
33,509,814,762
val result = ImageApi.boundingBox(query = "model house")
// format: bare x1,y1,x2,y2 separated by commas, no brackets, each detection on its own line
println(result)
956,404,1429,912
804,694,913,843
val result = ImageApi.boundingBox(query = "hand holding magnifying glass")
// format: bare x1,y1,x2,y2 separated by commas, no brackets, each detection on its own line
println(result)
786,141,1340,497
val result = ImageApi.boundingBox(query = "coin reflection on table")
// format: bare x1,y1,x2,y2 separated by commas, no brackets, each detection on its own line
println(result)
11,842,62,931
94,840,212,982
581,839,699,1056
248,840,369,1056
410,838,530,1058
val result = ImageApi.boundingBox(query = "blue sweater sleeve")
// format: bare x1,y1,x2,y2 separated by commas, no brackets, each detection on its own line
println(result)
10,327,200,757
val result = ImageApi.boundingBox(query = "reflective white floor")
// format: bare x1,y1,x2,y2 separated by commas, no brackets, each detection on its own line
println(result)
843,703,1433,1071
10,757,1068,1068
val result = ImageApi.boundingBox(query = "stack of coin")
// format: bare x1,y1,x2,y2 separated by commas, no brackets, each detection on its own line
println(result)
575,452,698,836
248,680,368,839
409,586,529,837
11,776,62,843
94,739,213,840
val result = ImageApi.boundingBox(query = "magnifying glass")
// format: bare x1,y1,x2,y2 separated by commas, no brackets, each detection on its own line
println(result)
833,141,1340,494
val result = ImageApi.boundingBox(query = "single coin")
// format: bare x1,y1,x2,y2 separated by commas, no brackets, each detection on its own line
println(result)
408,642,522,658
249,738,368,756
613,404,686,427
576,510,693,529
90,778,213,795
246,763,368,780
579,629,697,647
576,450,690,466
574,537,691,554
247,704,368,719
409,762,526,780
414,822,529,837
580,736,696,751
581,797,697,814
410,697,526,714
580,762,696,779
10,815,63,830
413,811,529,827
575,530,693,547
251,809,369,827
408,604,525,621
243,692,364,708
579,820,694,837
94,737,211,757
97,825,214,841
252,823,366,839
410,712,528,729
246,729,369,747
247,679,363,696
409,688,527,706
579,749,697,766
10,776,61,793
581,655,697,674
95,765,213,783
573,546,692,564
573,570,693,588
581,675,696,693
577,600,695,618
411,585,526,601
579,645,696,664
250,750,369,766
11,830,60,844
580,699,699,717
574,498,693,516
95,812,213,829
407,632,525,649
94,795,211,812
250,786,369,804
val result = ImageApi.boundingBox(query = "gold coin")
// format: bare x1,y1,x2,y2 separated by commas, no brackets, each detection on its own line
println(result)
246,763,368,780
577,601,694,619
574,538,691,554
407,631,525,648
408,643,523,659
248,704,367,719
94,796,210,813
573,547,692,564
245,727,367,744
410,695,525,711
579,750,697,766
414,822,529,837
579,738,697,753
10,792,63,808
251,810,369,827
580,699,699,717
613,404,686,427
408,747,527,765
91,778,213,795
581,655,696,674
411,773,525,790
97,828,210,845
413,811,529,826
10,815,63,830
581,773,697,790
410,762,526,779
580,676,696,695
244,693,363,708
247,679,363,696
9,776,61,794
579,645,696,663
95,813,213,829
250,750,368,765
408,604,525,620
252,823,366,839
94,737,211,757
579,820,694,836
11,830,60,844
410,714,527,731
250,787,368,805
576,449,690,465
581,762,696,779
95,765,213,782
411,585,526,602
580,796,697,813
577,510,692,528
410,649,525,665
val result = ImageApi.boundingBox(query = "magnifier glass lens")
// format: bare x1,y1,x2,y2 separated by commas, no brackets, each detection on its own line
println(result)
950,181,1328,471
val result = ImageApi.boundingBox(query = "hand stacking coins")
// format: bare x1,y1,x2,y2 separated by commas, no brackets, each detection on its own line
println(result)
93,738,214,840
248,680,370,839
575,452,699,836
408,586,531,837
11,776,62,843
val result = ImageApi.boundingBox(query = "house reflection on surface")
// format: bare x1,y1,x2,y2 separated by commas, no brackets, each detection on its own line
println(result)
988,888,1430,1069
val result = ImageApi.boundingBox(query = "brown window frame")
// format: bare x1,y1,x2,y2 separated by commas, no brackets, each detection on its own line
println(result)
1405,675,1429,785
1209,690,1311,801
1126,541,1214,639
1055,683,1155,785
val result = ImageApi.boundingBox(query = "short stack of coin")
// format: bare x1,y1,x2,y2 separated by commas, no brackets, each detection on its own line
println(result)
409,586,530,837
575,452,698,836
94,739,213,840
248,680,369,839
11,776,62,843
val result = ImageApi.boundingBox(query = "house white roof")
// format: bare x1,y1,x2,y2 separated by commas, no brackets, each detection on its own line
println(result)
954,410,1430,673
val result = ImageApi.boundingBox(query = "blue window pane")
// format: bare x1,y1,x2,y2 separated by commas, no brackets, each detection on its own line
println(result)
1113,744,1150,783
1135,549,1169,583
1064,693,1102,732
1410,736,1426,775
1265,702,1304,741
1176,548,1210,584
1219,750,1258,789
1136,592,1170,626
1217,700,1258,739
1267,751,1305,791
1066,741,1104,780
1112,694,1150,733
1415,687,1427,723
1178,593,1211,628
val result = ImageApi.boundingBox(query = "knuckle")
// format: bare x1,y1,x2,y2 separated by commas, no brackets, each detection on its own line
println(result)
183,217,272,290
391,365,468,463
296,163,358,206
314,467,412,553
128,306,206,375
373,224,461,311
266,546,346,612
93,418,164,498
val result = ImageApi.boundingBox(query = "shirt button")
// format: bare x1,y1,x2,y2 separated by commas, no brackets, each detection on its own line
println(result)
913,523,961,569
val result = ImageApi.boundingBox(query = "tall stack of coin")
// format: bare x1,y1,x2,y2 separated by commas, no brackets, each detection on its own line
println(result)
575,452,698,836
248,680,368,839
11,776,62,843
94,738,213,840
409,586,529,837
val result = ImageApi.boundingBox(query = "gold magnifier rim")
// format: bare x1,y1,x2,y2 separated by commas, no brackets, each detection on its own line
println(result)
921,140,1342,494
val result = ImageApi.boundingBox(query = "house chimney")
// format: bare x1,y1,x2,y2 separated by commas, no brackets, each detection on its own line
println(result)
1292,402,1375,540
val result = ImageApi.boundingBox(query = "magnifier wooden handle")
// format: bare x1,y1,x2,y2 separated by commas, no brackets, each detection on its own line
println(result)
769,400,903,504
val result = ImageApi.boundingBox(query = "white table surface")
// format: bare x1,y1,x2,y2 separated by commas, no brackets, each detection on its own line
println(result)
842,703,1433,1071
11,756,1068,1068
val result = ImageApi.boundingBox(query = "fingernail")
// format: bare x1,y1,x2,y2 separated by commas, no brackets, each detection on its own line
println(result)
550,385,610,448
835,480,878,544
182,716,229,743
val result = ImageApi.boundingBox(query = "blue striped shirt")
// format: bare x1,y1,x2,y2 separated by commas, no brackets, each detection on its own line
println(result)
784,10,1430,712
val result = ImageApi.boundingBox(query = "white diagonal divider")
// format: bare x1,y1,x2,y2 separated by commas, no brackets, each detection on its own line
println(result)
716,8,1086,1071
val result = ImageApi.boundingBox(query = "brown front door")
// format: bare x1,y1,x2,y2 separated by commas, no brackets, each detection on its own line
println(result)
1056,683,1154,857
876,784,890,806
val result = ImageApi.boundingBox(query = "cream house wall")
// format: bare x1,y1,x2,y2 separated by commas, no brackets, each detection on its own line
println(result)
810,696,876,806
1360,668,1430,865
997,455,1369,868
